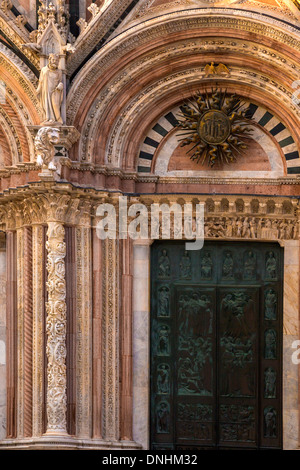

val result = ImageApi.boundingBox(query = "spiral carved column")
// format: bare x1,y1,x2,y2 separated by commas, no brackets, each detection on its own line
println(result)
45,222,68,436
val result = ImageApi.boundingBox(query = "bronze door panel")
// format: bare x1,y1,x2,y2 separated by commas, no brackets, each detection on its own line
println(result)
150,241,283,450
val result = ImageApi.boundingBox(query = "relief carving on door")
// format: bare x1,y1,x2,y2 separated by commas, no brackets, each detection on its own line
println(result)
151,242,283,450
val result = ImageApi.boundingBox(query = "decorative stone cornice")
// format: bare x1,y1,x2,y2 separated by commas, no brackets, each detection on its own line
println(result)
0,182,298,236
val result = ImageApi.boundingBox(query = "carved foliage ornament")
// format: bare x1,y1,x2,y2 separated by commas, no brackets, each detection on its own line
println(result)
45,222,67,434
177,89,255,167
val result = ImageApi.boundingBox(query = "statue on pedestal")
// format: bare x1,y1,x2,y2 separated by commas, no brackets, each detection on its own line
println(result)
37,54,64,125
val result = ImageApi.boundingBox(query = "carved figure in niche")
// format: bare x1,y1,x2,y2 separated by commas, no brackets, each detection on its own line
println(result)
34,126,60,171
264,407,277,438
157,325,170,356
180,251,192,279
266,251,277,279
244,250,256,280
225,219,233,238
265,329,277,359
222,252,234,279
158,250,170,278
158,286,170,317
236,219,243,238
156,401,170,433
242,218,251,238
200,251,213,279
157,364,170,394
37,54,64,125
264,368,276,399
265,289,277,321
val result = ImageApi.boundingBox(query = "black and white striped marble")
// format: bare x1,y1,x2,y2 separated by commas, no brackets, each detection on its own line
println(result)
137,103,299,175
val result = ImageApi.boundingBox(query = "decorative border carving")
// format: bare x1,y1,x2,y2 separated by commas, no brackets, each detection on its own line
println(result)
75,225,92,438
32,224,45,437
67,11,300,122
102,237,120,440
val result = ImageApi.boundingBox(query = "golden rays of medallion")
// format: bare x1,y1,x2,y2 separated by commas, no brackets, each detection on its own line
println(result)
176,89,255,167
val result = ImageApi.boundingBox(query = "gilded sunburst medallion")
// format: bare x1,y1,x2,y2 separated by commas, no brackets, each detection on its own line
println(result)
177,89,254,167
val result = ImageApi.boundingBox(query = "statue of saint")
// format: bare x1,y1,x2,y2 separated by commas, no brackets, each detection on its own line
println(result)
37,54,64,125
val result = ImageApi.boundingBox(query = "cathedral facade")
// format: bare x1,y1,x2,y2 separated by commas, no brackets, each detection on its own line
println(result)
0,0,300,450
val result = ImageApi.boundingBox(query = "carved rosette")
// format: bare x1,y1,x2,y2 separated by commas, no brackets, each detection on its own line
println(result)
45,222,67,435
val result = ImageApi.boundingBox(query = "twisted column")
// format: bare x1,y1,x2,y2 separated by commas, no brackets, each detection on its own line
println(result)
45,222,68,435
23,227,33,437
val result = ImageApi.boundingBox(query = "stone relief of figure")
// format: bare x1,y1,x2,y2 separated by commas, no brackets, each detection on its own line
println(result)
37,53,64,125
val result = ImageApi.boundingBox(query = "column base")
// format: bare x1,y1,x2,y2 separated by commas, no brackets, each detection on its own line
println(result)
0,436,143,450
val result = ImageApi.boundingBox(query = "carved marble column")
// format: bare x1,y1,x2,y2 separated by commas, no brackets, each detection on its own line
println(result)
6,231,17,439
23,227,33,438
282,240,300,450
32,224,46,437
45,221,68,436
92,229,103,439
0,234,6,441
102,238,120,441
120,238,133,441
75,224,92,438
16,227,25,438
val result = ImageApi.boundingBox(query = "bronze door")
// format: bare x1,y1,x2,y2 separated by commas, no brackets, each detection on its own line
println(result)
150,241,283,450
